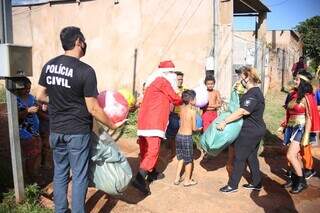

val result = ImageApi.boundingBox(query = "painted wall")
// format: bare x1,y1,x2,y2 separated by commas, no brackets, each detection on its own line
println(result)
12,0,213,93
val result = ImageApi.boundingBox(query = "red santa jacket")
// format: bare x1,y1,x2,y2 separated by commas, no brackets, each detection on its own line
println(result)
137,77,181,138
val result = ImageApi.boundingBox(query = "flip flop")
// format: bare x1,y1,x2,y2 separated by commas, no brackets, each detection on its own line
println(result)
173,177,185,185
183,180,198,187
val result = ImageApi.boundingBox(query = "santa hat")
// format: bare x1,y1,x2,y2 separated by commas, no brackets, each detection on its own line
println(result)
158,60,175,72
144,60,177,88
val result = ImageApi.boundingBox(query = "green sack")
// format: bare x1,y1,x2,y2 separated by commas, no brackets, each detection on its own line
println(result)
200,90,243,156
89,132,132,195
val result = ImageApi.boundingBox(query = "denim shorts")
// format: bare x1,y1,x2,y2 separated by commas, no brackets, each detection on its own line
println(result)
283,125,304,145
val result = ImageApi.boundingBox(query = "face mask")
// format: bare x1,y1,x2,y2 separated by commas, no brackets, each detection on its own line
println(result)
240,78,248,88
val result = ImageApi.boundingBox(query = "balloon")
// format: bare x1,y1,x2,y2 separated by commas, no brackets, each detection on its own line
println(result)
193,84,208,107
196,114,203,129
118,88,136,108
97,90,129,123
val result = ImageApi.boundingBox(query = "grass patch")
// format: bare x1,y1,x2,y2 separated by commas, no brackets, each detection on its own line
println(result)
123,111,137,138
263,89,287,145
0,85,5,103
0,184,52,213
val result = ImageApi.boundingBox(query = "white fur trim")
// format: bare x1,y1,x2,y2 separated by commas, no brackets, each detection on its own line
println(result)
144,68,175,88
137,129,166,138
158,67,175,72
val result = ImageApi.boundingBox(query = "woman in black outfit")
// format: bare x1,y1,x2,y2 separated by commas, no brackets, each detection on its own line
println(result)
217,66,266,193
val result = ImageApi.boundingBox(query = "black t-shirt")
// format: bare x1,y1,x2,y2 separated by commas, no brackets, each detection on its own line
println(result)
39,55,98,134
240,87,266,135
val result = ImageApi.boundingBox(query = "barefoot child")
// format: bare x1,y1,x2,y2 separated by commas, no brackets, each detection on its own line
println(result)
202,75,221,131
174,90,200,187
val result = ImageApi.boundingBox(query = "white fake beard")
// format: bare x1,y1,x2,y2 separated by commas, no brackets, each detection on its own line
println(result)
163,72,178,92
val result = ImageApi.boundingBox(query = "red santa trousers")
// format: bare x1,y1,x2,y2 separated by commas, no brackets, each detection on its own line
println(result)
138,136,161,172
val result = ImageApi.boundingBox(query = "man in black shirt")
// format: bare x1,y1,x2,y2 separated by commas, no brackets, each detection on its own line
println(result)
36,26,124,213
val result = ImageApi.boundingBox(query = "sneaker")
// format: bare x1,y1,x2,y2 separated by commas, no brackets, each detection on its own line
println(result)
132,173,151,196
304,169,316,180
290,176,307,194
242,183,262,191
219,185,238,193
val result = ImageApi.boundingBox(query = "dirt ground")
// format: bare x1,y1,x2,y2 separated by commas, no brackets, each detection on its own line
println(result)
40,137,320,213
1,103,320,213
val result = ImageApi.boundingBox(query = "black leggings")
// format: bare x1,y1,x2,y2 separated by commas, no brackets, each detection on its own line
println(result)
228,135,262,188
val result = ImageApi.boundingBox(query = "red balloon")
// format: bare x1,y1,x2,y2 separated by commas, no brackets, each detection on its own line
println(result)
97,90,129,123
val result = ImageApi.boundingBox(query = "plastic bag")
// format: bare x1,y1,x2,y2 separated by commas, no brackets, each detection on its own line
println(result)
193,84,209,107
89,132,132,195
200,90,243,156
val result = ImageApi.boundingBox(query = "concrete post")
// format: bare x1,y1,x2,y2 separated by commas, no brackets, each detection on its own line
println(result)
1,0,25,203
257,12,267,94
215,0,233,101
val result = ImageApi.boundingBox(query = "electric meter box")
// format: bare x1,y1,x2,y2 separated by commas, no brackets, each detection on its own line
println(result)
0,44,32,77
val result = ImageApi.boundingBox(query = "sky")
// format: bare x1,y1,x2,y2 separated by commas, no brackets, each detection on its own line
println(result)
234,0,320,31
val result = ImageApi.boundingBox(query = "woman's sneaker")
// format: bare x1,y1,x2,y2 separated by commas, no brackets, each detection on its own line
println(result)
242,183,262,191
219,185,238,193
304,169,316,180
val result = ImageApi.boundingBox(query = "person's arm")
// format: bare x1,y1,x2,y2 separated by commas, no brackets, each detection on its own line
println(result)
85,97,123,129
159,78,182,106
191,109,197,131
36,85,49,104
216,108,249,130
301,98,312,146
217,94,259,131
291,63,296,72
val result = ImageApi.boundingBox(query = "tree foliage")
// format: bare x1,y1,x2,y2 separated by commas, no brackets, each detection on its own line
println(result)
296,16,320,70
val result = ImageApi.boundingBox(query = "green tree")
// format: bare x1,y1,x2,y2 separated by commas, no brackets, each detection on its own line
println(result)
296,16,320,71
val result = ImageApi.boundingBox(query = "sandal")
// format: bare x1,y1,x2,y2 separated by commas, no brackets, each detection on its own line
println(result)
173,177,185,185
183,179,198,187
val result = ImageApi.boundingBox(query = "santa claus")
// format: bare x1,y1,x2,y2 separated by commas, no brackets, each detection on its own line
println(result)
132,60,182,195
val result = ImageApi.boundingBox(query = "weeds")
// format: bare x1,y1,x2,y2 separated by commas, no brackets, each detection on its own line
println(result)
123,111,137,138
0,184,52,213
0,85,5,103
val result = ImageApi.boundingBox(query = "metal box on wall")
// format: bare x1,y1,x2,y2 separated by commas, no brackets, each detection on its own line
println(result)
0,44,32,77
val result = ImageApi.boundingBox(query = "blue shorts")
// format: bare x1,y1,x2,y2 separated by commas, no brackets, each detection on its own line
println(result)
284,125,317,145
284,125,304,145
175,134,193,164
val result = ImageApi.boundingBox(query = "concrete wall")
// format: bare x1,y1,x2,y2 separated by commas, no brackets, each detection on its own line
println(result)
234,30,302,91
12,0,213,93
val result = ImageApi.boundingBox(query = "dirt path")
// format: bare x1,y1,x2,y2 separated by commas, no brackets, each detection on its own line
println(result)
41,137,320,213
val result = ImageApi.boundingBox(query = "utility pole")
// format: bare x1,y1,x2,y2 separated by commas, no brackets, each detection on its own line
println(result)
0,0,25,202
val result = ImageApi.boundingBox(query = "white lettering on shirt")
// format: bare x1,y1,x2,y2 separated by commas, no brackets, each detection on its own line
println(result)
45,63,73,89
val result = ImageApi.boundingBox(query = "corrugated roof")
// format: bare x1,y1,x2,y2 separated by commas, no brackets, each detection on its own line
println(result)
234,0,271,14
12,0,75,6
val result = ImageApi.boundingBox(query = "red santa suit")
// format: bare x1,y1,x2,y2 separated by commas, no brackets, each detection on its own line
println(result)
137,61,181,172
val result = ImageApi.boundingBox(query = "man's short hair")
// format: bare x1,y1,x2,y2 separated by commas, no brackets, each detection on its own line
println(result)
182,89,196,105
60,26,85,51
175,71,184,77
204,75,215,84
